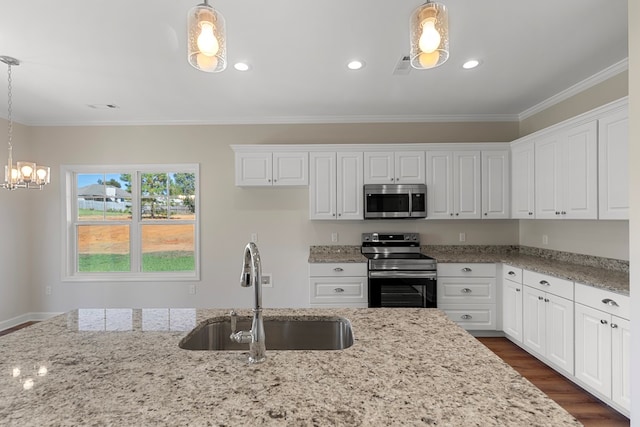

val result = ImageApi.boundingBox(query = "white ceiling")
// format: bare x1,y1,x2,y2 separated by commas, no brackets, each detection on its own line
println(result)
0,0,629,126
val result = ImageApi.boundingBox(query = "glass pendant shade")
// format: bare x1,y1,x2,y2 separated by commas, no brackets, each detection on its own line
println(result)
187,2,226,73
410,1,449,70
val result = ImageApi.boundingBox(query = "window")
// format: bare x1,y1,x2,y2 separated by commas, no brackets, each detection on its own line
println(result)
62,164,199,281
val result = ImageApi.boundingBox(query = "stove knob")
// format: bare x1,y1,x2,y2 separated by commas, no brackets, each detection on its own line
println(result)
412,235,417,240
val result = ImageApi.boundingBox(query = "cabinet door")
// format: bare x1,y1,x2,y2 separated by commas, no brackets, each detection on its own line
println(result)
395,151,425,184
309,152,337,220
272,152,308,186
611,316,631,411
535,134,562,218
453,151,481,219
336,152,363,220
574,303,611,397
364,152,394,184
563,121,597,219
545,294,574,375
598,108,629,220
235,152,272,186
426,151,453,219
502,279,523,343
511,141,535,218
522,286,546,357
481,150,510,219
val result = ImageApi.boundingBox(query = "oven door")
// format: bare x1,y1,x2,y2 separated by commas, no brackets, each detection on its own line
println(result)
368,271,437,308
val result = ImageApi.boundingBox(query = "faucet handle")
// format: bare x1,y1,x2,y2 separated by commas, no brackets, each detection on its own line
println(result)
230,310,237,333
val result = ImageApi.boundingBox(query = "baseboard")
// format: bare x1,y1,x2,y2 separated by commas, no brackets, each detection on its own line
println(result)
0,312,63,331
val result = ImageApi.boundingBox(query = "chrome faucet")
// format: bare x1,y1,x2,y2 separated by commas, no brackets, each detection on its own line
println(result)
229,242,266,363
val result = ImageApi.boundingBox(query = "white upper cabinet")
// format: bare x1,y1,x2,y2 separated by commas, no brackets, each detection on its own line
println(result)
364,151,425,184
309,152,363,220
481,150,510,219
598,106,629,219
235,151,308,186
427,151,481,219
535,121,598,219
511,140,536,219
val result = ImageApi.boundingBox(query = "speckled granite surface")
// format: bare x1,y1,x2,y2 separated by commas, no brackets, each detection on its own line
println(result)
309,245,629,296
0,308,581,426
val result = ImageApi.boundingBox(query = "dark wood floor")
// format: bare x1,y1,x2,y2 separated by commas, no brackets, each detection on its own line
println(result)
478,337,630,427
0,324,630,426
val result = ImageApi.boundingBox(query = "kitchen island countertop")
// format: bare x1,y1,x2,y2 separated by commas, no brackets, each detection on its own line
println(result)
0,308,581,426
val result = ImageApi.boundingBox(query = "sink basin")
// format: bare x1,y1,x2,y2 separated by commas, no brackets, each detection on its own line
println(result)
179,316,353,351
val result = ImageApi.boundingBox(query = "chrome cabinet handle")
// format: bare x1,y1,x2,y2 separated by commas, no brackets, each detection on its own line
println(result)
461,267,472,272
461,314,472,320
461,288,472,293
516,288,521,292
334,288,345,293
528,212,533,215
539,280,550,286
334,267,344,272
508,271,516,276
611,323,618,329
338,213,342,216
538,296,544,300
602,298,619,307
455,213,459,216
268,179,272,182
600,319,608,325
544,298,549,302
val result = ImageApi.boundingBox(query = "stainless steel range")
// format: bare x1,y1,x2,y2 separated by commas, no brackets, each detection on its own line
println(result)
361,232,437,308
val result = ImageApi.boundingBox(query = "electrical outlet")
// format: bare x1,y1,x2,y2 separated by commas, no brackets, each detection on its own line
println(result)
251,233,258,242
188,284,196,295
459,232,466,242
331,232,338,243
261,274,273,288
45,286,52,295
542,235,549,245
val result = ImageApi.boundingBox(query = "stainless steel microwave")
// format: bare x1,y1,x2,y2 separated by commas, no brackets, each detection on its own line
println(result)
364,184,427,219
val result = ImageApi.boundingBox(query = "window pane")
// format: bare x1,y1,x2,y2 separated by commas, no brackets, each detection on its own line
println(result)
77,173,131,221
140,172,169,220
169,172,197,220
78,224,130,272
142,224,195,272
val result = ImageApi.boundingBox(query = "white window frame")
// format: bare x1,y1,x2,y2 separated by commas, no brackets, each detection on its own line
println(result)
61,164,200,282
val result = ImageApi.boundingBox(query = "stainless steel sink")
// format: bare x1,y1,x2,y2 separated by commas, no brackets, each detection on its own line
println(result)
179,316,354,351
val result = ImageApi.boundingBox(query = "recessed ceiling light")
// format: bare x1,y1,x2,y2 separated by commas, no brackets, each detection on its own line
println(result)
462,59,480,69
234,62,250,71
347,60,365,70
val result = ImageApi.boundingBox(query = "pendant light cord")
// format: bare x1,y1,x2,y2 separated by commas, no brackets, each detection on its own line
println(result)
7,61,13,154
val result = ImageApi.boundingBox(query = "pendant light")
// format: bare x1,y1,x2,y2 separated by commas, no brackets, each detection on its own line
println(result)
187,0,227,73
409,1,449,70
1,56,50,190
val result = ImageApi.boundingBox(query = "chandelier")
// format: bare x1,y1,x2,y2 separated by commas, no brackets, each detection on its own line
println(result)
187,0,227,73
1,56,50,190
410,1,450,70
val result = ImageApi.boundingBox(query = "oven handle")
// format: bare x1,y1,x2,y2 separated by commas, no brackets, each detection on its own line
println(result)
369,271,437,279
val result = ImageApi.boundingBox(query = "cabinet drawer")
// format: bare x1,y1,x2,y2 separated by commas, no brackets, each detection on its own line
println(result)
574,283,630,319
309,277,367,304
437,263,496,277
503,264,523,283
438,304,496,330
309,263,367,277
523,270,573,299
437,278,496,304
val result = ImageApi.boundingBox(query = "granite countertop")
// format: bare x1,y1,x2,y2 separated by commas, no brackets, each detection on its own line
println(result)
0,308,581,426
309,245,629,296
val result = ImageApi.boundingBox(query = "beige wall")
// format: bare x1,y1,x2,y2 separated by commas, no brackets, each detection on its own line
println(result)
520,71,629,136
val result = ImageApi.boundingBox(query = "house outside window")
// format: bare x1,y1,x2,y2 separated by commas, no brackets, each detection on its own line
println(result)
62,164,199,281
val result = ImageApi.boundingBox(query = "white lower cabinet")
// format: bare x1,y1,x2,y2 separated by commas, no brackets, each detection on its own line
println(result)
309,263,368,307
502,264,523,343
574,283,630,415
522,271,574,376
437,263,496,330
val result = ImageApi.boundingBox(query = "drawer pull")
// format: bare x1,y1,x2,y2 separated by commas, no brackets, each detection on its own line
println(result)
461,267,472,272
508,271,516,276
334,288,345,293
611,323,618,329
544,298,549,302
516,288,521,292
602,298,619,307
461,288,472,294
539,280,550,286
333,267,344,272
600,319,608,325
461,314,472,320
538,296,544,301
